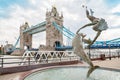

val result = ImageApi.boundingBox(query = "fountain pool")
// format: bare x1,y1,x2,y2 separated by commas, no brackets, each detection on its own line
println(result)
24,66,120,80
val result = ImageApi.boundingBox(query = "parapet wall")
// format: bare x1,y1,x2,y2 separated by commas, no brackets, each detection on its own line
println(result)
0,60,78,75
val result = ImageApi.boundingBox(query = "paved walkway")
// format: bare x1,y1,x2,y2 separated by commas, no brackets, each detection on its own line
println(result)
77,58,120,69
0,58,120,80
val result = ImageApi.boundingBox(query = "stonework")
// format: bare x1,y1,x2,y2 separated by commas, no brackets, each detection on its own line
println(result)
19,6,64,53
39,45,55,51
46,6,63,48
20,22,32,54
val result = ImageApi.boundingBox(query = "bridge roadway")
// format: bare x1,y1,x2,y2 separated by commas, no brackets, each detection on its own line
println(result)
21,21,120,49
92,38,120,48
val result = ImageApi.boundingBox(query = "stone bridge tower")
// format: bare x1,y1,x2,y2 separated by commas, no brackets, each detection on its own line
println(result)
20,22,32,53
45,6,63,49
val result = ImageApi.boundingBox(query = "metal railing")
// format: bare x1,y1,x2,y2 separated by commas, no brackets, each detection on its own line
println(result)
0,50,120,68
87,49,120,60
0,51,80,68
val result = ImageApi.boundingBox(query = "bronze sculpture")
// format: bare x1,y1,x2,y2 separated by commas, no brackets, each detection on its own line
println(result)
72,6,108,77
77,6,108,47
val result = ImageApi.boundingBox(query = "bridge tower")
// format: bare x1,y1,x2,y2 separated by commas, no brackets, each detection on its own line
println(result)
20,22,32,53
46,6,63,49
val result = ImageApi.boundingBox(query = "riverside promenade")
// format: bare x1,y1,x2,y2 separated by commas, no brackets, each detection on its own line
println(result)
0,58,120,80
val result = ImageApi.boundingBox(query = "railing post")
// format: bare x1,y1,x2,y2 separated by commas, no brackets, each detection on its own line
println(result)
47,58,48,63
60,57,61,62
88,47,91,59
28,57,30,66
117,52,120,58
1,58,3,68
69,56,71,61
109,45,111,60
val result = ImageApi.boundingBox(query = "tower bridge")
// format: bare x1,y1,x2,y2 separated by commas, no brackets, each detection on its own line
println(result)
11,6,120,55
19,6,65,54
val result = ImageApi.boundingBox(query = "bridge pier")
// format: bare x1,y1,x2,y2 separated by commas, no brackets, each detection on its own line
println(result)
20,22,32,54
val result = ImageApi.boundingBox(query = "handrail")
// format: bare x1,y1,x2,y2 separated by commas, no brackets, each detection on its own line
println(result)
0,55,79,68
0,49,120,68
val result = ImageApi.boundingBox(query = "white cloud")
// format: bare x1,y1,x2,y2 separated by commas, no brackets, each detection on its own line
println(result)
106,4,120,27
98,28,120,41
111,4,120,13
28,0,37,5
0,1,48,47
0,0,120,47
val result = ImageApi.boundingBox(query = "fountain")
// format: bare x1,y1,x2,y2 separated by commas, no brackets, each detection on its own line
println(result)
23,6,117,80
24,66,120,80
72,5,108,77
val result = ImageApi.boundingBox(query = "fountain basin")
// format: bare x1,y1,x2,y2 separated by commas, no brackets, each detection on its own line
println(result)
24,66,120,80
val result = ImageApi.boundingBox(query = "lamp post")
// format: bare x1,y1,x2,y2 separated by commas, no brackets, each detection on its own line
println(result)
117,45,120,58
88,46,91,59
5,41,8,45
109,44,111,60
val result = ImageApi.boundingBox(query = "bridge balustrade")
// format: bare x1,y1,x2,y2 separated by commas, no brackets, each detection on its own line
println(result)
21,51,80,64
0,49,120,68
0,51,80,68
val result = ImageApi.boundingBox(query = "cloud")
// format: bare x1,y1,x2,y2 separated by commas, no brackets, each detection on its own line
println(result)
111,4,120,13
106,4,120,27
113,12,120,16
98,28,120,41
0,1,47,47
28,0,36,5
0,0,120,47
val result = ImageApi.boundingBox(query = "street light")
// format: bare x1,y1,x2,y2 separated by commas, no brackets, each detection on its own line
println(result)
88,46,91,59
5,41,8,45
109,44,111,60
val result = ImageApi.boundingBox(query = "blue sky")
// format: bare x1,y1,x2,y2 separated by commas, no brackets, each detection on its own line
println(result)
105,0,120,7
0,0,29,8
0,0,31,18
0,0,120,48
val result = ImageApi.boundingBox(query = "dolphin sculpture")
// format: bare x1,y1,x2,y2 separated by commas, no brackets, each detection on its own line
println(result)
77,6,108,48
72,32,99,77
72,6,108,77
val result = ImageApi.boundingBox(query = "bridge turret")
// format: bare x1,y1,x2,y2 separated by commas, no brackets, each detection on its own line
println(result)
51,6,59,17
60,12,63,19
20,22,29,30
46,6,63,25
